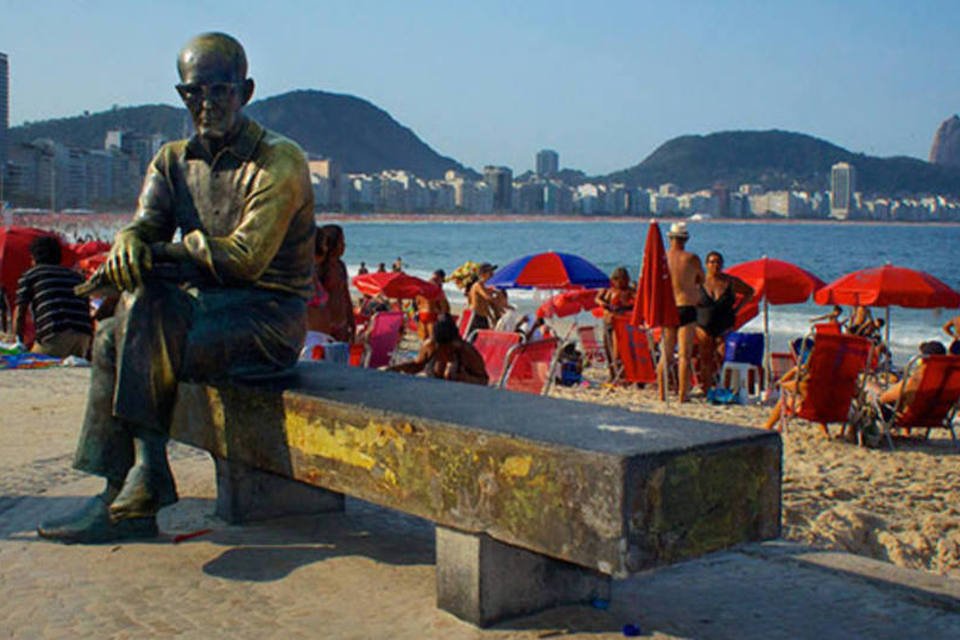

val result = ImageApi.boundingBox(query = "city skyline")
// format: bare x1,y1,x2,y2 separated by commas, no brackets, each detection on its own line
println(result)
2,1,960,175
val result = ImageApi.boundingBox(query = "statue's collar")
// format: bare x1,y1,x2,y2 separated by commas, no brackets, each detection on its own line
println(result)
185,117,264,163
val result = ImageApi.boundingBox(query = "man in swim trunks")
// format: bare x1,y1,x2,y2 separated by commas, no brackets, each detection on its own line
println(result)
659,222,703,403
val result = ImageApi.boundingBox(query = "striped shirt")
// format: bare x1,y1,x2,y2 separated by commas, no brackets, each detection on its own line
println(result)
15,265,92,343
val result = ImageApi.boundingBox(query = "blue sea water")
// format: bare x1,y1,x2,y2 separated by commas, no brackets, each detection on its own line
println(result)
334,218,960,363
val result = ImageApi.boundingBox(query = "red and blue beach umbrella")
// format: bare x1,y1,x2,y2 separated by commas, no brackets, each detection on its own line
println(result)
486,251,610,290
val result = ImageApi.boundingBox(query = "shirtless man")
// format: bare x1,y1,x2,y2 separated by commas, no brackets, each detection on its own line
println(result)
659,222,704,402
467,263,505,332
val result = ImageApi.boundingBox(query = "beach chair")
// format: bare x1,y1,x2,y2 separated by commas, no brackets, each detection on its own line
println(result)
499,337,559,395
870,354,960,450
611,317,656,384
813,322,842,336
768,351,796,387
357,310,405,368
576,325,606,365
780,333,873,436
470,329,523,386
457,308,474,338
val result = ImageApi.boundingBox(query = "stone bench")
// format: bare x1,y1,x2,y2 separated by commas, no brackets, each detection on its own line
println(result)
170,362,781,626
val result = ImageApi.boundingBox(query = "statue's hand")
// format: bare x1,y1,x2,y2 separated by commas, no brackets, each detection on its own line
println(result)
105,233,152,291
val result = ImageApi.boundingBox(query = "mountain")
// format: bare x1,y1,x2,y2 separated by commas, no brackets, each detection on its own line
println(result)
603,130,960,196
9,90,472,180
929,115,960,168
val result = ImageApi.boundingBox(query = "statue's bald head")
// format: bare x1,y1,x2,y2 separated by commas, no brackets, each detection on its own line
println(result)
177,32,248,84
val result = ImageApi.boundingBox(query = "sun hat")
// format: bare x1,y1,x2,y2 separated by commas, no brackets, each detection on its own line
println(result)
667,222,689,239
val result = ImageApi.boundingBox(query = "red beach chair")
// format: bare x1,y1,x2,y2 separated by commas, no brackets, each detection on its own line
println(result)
471,330,523,386
358,311,405,368
499,338,559,395
576,325,606,365
780,333,873,435
611,317,656,384
457,308,474,338
872,354,960,449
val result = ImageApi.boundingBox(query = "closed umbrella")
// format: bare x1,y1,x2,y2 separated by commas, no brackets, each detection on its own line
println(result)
814,263,960,345
630,222,678,401
352,271,441,300
727,256,826,386
631,221,678,328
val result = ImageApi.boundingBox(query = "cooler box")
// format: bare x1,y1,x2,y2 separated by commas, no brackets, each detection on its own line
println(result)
724,332,764,367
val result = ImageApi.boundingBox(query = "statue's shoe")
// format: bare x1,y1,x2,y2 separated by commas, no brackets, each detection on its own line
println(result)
37,495,158,544
109,464,178,521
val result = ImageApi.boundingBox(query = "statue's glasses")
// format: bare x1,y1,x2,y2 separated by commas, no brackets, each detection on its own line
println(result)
176,82,242,107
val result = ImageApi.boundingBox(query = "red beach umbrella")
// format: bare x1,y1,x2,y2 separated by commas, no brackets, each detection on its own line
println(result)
813,264,960,309
536,288,602,319
631,221,678,328
728,256,825,387
70,240,112,260
727,257,825,305
814,264,960,345
352,271,441,300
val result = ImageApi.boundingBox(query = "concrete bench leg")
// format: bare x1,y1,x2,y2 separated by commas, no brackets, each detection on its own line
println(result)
435,526,611,627
213,457,345,524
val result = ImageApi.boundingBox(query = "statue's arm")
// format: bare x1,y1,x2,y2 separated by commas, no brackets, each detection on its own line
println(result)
103,146,180,290
181,142,312,284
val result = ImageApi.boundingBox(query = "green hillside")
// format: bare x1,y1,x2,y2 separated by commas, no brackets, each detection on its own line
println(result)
9,90,471,180
604,130,960,196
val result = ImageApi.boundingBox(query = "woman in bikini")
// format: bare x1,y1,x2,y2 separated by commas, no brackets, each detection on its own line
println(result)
695,251,754,391
595,266,636,382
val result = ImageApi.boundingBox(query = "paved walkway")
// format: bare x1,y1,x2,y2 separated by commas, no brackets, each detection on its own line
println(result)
2,370,959,638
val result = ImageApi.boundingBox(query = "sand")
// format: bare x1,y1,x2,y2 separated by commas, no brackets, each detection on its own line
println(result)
551,364,960,578
3,359,958,580
1,364,959,637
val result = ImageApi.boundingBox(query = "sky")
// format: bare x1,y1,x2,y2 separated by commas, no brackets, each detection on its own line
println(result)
2,0,960,175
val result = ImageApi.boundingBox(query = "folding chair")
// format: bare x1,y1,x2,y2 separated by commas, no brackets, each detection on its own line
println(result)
470,329,522,386
871,354,960,450
780,333,873,436
499,338,559,395
357,310,405,368
576,325,606,366
768,351,796,388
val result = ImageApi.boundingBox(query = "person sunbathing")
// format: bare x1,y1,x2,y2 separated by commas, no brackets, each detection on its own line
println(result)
762,337,815,431
870,340,947,417
387,314,488,385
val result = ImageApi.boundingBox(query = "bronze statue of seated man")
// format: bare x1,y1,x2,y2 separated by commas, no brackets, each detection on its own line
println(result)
38,32,315,543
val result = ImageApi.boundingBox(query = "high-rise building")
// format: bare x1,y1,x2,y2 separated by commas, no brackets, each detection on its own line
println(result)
830,162,856,219
483,165,513,211
535,149,559,177
1,52,8,204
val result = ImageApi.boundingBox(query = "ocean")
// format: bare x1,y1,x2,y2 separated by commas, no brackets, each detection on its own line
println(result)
28,213,960,365
330,217,960,363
